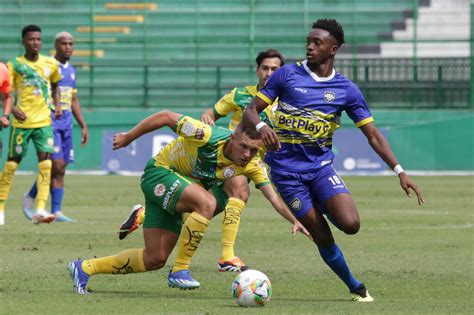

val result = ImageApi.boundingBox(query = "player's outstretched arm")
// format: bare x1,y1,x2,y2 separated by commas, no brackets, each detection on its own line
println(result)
259,184,311,238
113,110,181,150
360,122,425,205
243,96,280,151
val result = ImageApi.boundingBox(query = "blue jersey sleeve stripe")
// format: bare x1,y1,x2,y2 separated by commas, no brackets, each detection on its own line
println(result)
355,117,374,128
256,91,273,105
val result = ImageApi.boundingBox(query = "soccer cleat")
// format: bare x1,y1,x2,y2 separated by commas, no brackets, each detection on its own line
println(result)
32,210,55,224
167,270,200,290
55,213,76,223
351,284,374,302
68,260,90,294
118,204,144,240
22,193,34,220
217,256,249,272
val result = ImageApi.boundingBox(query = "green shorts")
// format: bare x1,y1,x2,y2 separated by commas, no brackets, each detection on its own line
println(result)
140,160,230,234
8,126,54,159
141,161,193,234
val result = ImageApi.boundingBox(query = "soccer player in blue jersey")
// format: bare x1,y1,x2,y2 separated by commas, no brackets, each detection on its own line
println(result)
22,32,88,222
243,19,425,302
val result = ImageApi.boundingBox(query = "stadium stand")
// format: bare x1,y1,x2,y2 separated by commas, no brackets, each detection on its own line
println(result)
0,0,470,109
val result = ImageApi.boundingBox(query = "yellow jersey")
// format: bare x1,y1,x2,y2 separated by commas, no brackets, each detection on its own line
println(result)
154,116,270,189
214,85,277,131
8,54,60,128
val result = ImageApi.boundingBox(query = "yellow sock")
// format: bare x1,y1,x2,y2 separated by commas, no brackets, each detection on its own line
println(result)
182,212,190,223
0,201,5,211
137,208,145,225
81,249,146,275
221,197,246,260
0,161,19,202
172,211,210,272
35,160,52,210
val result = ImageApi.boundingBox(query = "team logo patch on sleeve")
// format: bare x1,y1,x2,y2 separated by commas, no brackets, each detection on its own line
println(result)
223,167,235,178
154,183,166,196
324,91,336,103
181,121,196,136
289,197,302,211
195,128,204,140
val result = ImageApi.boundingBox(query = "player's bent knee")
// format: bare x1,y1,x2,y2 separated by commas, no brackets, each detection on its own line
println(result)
144,254,167,271
341,219,360,235
195,195,217,219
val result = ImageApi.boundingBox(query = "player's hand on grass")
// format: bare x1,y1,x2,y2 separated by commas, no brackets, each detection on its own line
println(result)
399,173,425,205
200,112,215,125
291,220,312,240
12,107,27,122
113,132,131,150
260,125,280,151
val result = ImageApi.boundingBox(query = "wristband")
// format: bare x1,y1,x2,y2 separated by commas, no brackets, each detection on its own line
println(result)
393,164,405,175
255,121,267,132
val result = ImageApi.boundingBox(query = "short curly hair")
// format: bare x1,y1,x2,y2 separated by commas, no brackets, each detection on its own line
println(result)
22,25,41,39
312,19,345,47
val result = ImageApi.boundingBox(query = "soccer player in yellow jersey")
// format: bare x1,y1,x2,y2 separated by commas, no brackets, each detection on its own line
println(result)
68,110,310,294
0,25,61,224
118,49,284,272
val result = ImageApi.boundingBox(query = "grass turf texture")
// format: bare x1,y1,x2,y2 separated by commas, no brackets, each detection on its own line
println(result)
0,175,472,314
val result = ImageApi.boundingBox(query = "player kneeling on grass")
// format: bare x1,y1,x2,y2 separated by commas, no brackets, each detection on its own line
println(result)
68,110,310,294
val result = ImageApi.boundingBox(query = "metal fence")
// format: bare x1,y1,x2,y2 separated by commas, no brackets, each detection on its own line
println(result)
76,58,471,109
1,0,472,108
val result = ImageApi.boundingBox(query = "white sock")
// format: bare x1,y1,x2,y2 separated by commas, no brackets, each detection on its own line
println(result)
0,210,5,225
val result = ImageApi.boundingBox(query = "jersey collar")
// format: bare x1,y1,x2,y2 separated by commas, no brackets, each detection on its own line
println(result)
302,60,335,82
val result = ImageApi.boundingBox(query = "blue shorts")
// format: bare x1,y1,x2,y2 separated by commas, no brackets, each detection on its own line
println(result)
52,127,74,163
52,110,74,163
270,163,350,219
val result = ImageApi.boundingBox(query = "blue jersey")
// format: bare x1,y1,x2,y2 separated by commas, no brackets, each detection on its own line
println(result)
256,60,373,172
52,61,77,129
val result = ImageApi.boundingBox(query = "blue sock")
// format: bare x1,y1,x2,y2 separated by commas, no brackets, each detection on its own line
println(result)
319,243,362,292
50,188,64,214
28,182,38,199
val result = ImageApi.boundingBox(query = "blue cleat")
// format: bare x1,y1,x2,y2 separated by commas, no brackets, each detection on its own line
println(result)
167,270,200,290
55,213,76,223
68,260,90,294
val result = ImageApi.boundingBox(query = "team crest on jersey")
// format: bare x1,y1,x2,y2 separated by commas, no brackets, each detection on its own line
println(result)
154,183,166,197
223,167,235,178
181,121,196,136
195,128,204,140
16,134,23,145
290,197,302,211
324,91,336,103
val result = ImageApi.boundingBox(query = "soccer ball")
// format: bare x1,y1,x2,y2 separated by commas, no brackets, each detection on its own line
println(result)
231,269,272,307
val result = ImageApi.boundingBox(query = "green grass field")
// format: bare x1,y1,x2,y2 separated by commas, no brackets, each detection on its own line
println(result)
0,175,472,314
